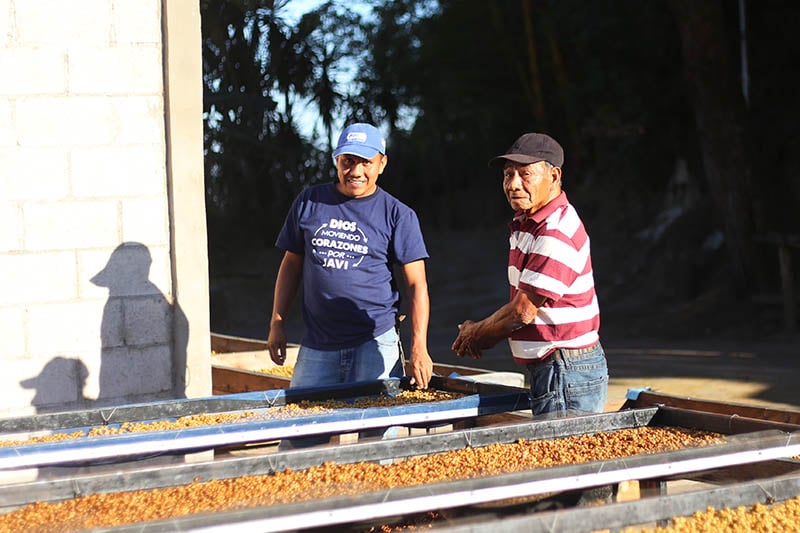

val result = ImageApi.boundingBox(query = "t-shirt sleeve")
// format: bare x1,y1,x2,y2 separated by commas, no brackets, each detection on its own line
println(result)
392,209,429,265
275,193,305,254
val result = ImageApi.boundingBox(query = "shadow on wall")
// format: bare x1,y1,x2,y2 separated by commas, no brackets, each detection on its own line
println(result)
19,242,188,413
90,242,188,402
20,357,91,408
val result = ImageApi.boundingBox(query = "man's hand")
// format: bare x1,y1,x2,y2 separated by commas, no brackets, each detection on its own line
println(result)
451,319,505,359
451,320,484,359
408,348,433,389
267,321,288,366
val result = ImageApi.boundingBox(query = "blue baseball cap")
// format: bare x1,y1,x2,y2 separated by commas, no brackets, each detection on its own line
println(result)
333,123,386,159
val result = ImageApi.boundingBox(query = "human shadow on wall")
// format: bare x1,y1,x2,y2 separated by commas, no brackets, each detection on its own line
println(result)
91,242,188,403
20,357,92,413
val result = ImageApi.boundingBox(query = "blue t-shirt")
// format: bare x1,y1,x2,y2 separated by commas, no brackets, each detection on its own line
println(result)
276,183,429,350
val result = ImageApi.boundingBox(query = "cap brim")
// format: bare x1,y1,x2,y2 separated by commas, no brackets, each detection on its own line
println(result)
333,145,381,160
487,154,545,167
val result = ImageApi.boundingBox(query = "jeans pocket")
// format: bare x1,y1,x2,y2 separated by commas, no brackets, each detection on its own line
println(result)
531,390,558,416
565,375,607,398
375,327,399,347
564,375,607,413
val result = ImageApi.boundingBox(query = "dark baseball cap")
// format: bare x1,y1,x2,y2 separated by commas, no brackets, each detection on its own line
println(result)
489,132,564,167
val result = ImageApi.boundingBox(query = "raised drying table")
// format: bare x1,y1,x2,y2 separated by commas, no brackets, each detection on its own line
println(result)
0,376,530,471
2,394,800,531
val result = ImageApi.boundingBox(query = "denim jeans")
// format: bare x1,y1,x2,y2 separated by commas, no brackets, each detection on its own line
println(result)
280,327,403,450
290,327,404,387
527,342,608,416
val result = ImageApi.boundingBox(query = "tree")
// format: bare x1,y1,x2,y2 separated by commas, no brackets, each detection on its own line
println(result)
668,0,756,292
200,0,363,248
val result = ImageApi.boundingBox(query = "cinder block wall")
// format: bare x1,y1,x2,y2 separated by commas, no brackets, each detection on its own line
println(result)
0,0,211,416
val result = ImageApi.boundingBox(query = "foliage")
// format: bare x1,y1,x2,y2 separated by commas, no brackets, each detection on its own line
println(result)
201,0,364,249
201,0,800,326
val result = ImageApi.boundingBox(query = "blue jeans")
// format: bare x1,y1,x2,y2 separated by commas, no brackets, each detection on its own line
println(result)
290,327,404,387
527,342,608,416
281,328,403,450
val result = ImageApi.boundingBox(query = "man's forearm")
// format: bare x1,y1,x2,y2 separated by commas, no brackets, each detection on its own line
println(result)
407,285,430,353
471,303,526,342
470,290,544,342
270,252,302,325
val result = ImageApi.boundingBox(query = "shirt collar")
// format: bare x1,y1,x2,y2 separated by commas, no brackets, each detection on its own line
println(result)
512,191,568,224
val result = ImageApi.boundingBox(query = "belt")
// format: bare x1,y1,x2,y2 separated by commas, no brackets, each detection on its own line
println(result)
525,342,600,367
558,342,601,356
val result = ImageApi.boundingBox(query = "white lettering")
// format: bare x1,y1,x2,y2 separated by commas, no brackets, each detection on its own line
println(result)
310,237,369,255
319,229,361,241
324,257,349,269
329,218,357,232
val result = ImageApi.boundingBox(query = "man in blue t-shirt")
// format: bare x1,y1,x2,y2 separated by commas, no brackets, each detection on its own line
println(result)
267,123,433,390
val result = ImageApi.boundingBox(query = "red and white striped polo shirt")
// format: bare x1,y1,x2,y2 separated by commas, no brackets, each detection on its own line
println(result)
507,192,600,364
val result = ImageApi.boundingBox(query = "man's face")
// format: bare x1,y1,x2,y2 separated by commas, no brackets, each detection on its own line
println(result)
503,161,560,216
335,153,387,198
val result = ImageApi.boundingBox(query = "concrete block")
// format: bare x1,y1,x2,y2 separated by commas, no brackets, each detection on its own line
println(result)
0,48,66,95
69,45,163,95
0,306,27,357
16,355,90,407
0,0,11,48
82,243,167,298
71,145,166,198
0,252,77,305
0,147,70,200
97,344,172,397
114,96,165,145
98,297,124,348
147,245,173,296
27,301,104,355
0,202,22,252
123,294,172,346
16,96,113,147
77,248,123,300
1,357,46,409
122,196,169,245
16,0,111,47
15,96,164,147
0,100,13,145
23,200,119,251
113,0,162,44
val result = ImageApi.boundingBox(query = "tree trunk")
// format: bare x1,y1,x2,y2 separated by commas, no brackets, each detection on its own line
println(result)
669,0,755,292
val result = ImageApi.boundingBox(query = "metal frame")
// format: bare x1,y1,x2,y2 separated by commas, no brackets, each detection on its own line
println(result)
0,376,522,435
0,378,530,470
3,407,800,528
430,473,800,533
4,389,800,531
59,429,800,532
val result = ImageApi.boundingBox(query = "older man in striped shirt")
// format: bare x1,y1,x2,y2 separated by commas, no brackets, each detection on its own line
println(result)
452,132,607,416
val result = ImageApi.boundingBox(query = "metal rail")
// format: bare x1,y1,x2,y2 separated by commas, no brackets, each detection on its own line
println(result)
4,393,800,531
0,376,519,435
0,386,530,471
624,388,800,425
4,408,800,508
0,408,656,508
86,429,800,532
431,473,800,533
